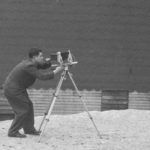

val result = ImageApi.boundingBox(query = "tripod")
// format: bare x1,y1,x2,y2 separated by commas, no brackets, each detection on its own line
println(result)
38,65,101,142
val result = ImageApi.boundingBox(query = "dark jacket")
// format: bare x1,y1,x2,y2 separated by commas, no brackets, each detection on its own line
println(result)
3,59,54,91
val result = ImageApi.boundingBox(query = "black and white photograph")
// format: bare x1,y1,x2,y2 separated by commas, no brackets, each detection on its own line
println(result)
0,0,150,149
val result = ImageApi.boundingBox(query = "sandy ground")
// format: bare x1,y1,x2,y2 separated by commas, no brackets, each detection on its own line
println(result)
0,109,150,150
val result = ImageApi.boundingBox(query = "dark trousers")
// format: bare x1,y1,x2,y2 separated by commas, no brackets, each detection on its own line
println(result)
4,88,35,134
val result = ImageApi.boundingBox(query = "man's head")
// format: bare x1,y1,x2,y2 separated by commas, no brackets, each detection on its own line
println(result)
28,48,44,64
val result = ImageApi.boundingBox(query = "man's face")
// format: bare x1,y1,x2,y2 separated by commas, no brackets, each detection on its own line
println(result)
34,52,44,64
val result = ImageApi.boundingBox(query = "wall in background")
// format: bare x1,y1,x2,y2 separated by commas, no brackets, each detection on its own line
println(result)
0,89,150,118
0,1,150,91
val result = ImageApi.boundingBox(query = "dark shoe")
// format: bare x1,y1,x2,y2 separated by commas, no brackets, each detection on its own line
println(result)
8,131,26,138
25,129,41,135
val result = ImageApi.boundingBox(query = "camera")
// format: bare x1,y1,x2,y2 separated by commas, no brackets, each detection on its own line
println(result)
50,50,77,65
50,51,69,62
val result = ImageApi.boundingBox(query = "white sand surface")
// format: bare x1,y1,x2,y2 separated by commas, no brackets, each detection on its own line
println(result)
0,109,150,150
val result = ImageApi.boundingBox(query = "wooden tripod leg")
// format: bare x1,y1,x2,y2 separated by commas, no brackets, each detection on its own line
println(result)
38,70,67,142
67,71,102,139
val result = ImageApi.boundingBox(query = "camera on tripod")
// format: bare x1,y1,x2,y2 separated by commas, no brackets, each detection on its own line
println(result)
50,50,78,66
38,50,101,142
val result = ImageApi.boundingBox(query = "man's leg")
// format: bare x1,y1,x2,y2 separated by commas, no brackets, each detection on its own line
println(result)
22,91,40,135
6,96,29,136
23,100,41,135
23,100,35,132
4,89,29,137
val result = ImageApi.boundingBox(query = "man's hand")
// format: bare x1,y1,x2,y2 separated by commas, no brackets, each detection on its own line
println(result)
53,65,64,74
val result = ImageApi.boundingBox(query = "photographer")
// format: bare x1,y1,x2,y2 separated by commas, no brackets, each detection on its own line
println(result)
3,48,64,138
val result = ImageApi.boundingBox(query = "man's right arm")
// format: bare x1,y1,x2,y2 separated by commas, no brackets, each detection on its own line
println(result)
25,64,64,80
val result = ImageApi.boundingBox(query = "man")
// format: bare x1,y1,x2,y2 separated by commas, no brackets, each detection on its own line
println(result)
3,48,64,138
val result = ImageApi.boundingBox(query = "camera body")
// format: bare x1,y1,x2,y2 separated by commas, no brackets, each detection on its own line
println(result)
50,50,74,65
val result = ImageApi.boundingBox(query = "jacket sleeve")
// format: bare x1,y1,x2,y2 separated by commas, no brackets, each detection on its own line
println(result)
25,64,54,80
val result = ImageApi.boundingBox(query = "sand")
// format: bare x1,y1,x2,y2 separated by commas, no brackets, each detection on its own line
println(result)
0,109,150,150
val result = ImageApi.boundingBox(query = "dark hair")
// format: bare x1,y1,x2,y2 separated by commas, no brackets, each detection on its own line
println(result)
28,48,42,58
